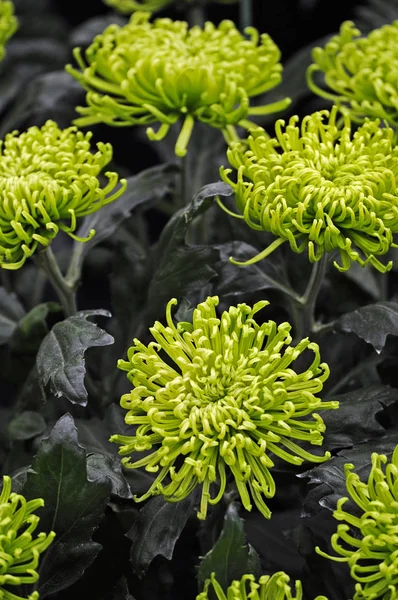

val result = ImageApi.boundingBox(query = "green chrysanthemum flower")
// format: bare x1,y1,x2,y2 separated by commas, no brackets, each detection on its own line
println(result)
103,0,237,15
110,296,337,520
307,21,398,130
317,446,398,600
0,120,127,270
0,475,55,600
197,572,328,600
0,0,17,62
66,12,290,157
219,105,398,273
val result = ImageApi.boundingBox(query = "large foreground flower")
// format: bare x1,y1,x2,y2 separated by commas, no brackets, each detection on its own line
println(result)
104,0,238,13
307,21,398,129
219,106,398,273
197,572,328,600
66,12,290,157
110,296,337,520
0,120,126,269
0,0,17,61
0,476,55,600
317,445,398,600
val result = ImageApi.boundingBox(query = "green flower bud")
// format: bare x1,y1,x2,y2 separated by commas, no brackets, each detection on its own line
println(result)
219,106,398,272
66,12,290,157
0,120,127,270
0,0,17,62
110,296,337,520
0,475,55,600
307,21,398,130
317,445,398,600
197,571,329,600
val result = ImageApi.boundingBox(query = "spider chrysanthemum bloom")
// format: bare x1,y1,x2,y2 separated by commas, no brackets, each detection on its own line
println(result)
0,0,17,62
110,296,337,520
197,572,328,600
66,12,290,157
0,120,127,270
0,476,55,600
307,21,398,130
317,446,398,600
103,0,237,15
219,106,398,273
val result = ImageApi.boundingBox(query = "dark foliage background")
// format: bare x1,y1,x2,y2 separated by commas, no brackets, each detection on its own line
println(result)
1,1,398,600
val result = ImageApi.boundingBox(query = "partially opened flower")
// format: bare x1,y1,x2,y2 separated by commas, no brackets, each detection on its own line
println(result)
197,572,328,600
66,12,290,157
219,106,398,273
0,475,55,600
0,0,17,61
0,120,126,269
103,0,237,14
307,21,398,129
317,446,398,600
110,296,337,520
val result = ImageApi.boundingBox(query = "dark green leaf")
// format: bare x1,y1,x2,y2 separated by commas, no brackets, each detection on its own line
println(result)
87,452,132,499
334,301,398,353
322,384,398,450
214,241,295,298
22,414,111,598
145,182,232,324
112,577,136,600
10,302,60,355
73,163,178,265
127,493,196,577
0,287,25,344
300,428,398,513
197,503,261,594
7,410,46,441
36,310,114,406
69,14,127,49
0,40,69,135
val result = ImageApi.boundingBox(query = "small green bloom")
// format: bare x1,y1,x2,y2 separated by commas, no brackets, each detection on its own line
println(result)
0,0,17,62
219,105,398,273
0,120,127,270
66,12,290,157
110,296,337,520
307,21,398,130
317,445,398,600
103,0,237,14
197,571,328,600
0,475,55,600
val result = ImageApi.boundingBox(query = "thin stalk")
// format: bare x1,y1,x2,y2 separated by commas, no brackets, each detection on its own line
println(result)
35,246,77,317
174,154,189,210
295,254,328,339
187,2,205,27
239,0,252,31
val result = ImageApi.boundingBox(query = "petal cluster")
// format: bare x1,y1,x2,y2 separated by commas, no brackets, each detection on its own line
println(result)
0,0,17,61
110,296,336,520
307,21,398,129
66,12,289,157
0,120,126,269
220,106,398,272
197,572,328,600
103,0,238,14
0,476,55,600
317,446,398,600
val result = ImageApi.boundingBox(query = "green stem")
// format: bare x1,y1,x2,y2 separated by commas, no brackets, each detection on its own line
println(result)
35,246,77,317
66,212,99,290
296,255,328,338
175,154,189,210
187,2,205,27
239,0,252,31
